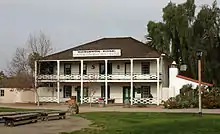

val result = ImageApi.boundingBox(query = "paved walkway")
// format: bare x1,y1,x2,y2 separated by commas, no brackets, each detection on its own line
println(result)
1,104,220,114
0,116,91,134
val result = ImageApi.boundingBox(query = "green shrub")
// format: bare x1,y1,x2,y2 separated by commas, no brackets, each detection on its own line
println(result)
163,84,220,109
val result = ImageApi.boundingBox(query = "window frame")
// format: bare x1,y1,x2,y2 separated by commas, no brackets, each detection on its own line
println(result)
141,62,150,74
125,62,131,74
99,63,105,74
0,89,4,97
141,86,152,98
63,86,72,98
64,63,72,75
101,85,110,98
79,63,87,75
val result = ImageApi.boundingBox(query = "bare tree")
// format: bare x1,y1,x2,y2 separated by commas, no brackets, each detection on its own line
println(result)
84,75,98,108
28,31,53,58
7,31,53,106
7,48,30,76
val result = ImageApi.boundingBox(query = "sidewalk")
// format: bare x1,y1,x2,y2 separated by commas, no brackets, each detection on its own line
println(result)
1,104,220,114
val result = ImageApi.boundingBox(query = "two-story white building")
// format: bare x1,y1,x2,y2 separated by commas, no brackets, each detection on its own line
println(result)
35,37,173,105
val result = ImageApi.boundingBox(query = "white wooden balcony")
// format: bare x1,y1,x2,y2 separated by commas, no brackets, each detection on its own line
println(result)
37,73,161,81
37,75,57,80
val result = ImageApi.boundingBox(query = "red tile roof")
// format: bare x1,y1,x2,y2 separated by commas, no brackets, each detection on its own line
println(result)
176,75,213,87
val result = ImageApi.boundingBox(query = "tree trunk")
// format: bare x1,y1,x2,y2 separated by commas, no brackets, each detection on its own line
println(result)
89,95,92,108
34,87,40,106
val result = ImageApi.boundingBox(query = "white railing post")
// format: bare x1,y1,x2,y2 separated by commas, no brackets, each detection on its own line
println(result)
130,59,133,105
156,58,160,105
80,60,84,104
105,59,108,105
57,60,60,104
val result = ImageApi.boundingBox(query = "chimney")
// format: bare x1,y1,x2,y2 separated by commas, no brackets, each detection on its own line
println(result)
169,61,179,97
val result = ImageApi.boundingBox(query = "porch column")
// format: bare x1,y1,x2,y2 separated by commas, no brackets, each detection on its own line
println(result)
105,59,108,105
34,60,37,104
156,58,160,105
130,59,133,105
80,60,84,104
57,60,60,103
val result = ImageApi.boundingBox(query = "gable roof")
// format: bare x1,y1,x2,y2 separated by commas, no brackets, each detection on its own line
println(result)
0,77,33,89
43,37,163,60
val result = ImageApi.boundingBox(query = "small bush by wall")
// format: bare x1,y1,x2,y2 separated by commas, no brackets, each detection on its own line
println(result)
163,84,220,109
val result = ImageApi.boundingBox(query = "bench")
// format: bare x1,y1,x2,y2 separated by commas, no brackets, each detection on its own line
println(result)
2,113,39,127
0,112,24,123
0,111,46,122
41,111,67,121
108,99,115,104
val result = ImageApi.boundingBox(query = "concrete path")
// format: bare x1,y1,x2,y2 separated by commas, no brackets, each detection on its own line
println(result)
1,104,220,114
0,116,91,134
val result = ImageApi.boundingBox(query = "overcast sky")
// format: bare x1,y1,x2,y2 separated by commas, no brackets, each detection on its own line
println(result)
0,0,218,70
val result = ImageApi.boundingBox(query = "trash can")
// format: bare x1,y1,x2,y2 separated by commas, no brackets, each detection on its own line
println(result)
98,98,105,107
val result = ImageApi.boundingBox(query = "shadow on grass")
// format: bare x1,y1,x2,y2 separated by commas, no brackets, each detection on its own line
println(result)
64,112,220,134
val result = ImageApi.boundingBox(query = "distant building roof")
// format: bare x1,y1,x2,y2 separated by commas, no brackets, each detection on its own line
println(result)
0,77,33,88
176,74,213,87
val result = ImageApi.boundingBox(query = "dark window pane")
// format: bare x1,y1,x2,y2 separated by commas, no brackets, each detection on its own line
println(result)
125,63,131,74
63,86,72,98
141,86,152,98
0,90,4,96
107,63,112,74
99,63,105,74
79,63,87,75
141,62,150,74
64,63,71,75
101,85,110,98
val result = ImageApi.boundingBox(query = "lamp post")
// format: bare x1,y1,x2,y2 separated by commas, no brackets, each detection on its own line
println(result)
196,50,203,117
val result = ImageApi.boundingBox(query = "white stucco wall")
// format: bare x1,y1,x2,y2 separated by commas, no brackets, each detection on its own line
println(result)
161,59,170,87
168,66,209,98
0,88,35,103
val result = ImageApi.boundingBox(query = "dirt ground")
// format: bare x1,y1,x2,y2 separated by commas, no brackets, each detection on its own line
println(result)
0,116,91,134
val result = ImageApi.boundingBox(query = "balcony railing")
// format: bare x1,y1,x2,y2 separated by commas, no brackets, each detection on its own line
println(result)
38,75,57,80
37,73,161,81
38,96,70,103
132,97,157,104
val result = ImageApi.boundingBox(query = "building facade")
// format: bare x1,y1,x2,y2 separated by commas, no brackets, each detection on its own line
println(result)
0,88,35,103
35,37,172,105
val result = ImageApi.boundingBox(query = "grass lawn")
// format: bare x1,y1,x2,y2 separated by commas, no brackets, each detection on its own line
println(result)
65,112,220,134
0,107,37,112
0,107,54,112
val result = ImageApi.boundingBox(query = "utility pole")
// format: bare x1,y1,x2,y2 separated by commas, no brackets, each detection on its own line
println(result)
197,51,202,117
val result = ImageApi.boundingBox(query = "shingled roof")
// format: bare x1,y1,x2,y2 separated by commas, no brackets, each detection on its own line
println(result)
43,37,163,60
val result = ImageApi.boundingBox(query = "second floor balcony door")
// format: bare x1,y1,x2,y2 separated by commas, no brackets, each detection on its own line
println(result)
64,63,71,75
141,62,150,74
99,63,112,75
125,63,131,75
